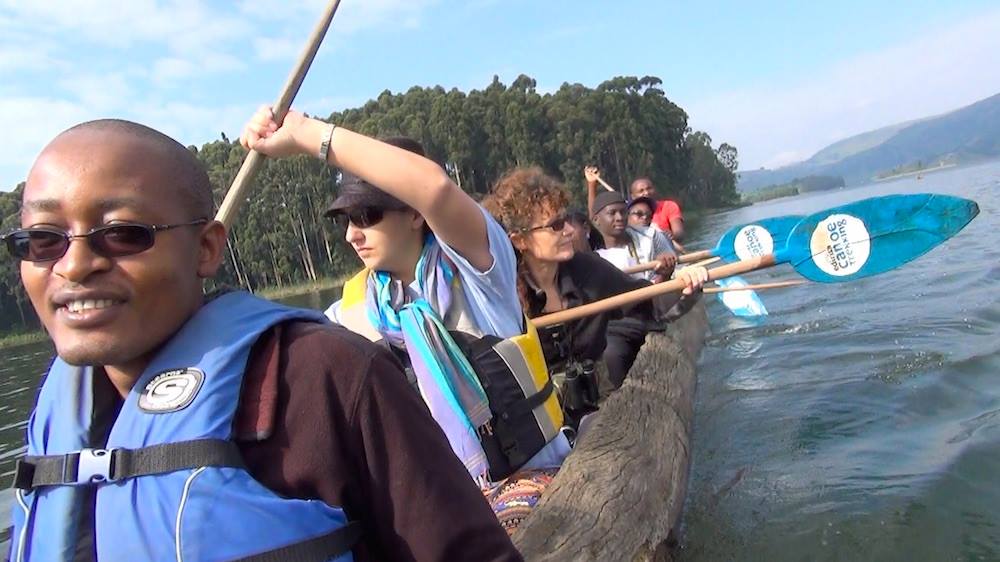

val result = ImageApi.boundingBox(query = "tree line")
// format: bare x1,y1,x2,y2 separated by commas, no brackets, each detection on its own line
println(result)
1,74,739,334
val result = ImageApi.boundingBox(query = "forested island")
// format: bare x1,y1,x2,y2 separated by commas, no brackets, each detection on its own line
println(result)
873,158,956,181
741,174,845,203
1,74,740,336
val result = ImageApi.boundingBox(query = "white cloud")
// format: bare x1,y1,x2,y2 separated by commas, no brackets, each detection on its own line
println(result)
0,97,92,187
152,57,199,84
0,44,60,73
56,72,135,110
0,0,445,188
125,100,259,148
254,36,302,62
0,1,248,52
683,9,1000,170
238,0,438,34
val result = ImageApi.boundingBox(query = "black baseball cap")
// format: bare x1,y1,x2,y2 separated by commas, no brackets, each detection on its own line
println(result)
592,191,627,214
628,196,657,211
324,137,426,217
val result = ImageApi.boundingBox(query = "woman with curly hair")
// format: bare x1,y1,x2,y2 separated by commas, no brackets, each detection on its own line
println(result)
483,167,707,411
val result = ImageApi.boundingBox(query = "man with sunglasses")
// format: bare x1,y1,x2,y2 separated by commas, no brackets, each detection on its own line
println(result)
626,197,656,230
629,177,685,244
5,119,522,561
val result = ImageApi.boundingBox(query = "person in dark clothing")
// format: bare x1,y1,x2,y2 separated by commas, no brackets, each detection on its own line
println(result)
565,209,599,253
483,168,706,409
5,120,522,561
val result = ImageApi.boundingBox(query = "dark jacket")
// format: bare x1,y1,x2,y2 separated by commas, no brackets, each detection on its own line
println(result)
523,251,698,360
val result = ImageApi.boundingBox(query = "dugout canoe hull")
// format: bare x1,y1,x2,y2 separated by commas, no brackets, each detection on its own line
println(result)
513,301,709,562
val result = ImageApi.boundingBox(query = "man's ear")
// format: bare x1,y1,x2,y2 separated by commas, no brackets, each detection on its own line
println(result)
196,220,228,278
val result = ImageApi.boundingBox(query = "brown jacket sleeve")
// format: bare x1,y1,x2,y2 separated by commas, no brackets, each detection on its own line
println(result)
238,322,523,562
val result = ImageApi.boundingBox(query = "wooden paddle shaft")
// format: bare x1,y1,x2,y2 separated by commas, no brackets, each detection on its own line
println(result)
621,255,720,275
215,0,343,229
704,280,805,294
622,261,659,274
532,253,778,327
678,249,713,263
596,176,616,193
688,256,721,268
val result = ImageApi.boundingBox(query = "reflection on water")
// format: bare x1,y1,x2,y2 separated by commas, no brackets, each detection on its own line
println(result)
0,342,53,481
679,161,1000,561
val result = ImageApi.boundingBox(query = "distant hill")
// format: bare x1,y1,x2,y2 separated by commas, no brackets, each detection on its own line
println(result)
739,92,1000,191
806,119,923,166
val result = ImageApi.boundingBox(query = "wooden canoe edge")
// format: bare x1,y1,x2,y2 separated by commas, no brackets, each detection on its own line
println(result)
513,301,709,562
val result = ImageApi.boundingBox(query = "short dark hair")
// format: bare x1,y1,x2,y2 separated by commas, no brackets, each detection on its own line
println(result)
62,119,214,219
566,209,590,226
629,176,655,195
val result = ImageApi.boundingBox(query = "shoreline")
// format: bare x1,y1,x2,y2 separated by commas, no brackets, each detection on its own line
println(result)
254,275,350,301
0,331,49,350
0,276,353,351
873,163,957,182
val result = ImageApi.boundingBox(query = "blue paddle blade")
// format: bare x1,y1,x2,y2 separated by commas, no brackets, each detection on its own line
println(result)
714,215,804,262
777,193,979,283
715,276,768,317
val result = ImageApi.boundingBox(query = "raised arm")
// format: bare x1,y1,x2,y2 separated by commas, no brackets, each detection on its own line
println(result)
584,166,601,217
241,107,493,272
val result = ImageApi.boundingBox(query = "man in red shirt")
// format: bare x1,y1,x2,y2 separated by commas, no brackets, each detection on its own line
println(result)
629,177,685,243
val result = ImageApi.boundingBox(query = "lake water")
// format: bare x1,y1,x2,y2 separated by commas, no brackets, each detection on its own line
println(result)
0,163,996,559
678,161,1000,561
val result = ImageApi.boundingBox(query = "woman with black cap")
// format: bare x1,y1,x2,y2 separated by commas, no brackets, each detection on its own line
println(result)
241,107,570,533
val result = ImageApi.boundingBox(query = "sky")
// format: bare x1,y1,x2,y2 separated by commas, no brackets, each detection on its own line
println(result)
3,0,1000,190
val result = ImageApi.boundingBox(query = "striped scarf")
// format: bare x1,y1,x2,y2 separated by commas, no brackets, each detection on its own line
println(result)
366,235,492,480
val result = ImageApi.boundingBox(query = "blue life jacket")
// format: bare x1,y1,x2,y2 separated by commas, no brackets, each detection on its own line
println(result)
10,292,360,561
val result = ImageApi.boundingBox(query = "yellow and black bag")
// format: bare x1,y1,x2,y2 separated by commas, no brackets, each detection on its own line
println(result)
451,319,564,481
339,269,564,481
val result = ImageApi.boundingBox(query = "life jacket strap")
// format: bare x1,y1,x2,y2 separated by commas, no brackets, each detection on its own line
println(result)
13,438,244,490
233,521,362,562
494,378,555,422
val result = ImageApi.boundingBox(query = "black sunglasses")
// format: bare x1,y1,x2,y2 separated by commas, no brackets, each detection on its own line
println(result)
2,220,208,263
332,207,386,229
524,215,568,233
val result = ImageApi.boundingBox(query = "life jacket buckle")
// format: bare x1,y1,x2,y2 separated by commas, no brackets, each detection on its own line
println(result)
478,420,494,437
75,448,118,484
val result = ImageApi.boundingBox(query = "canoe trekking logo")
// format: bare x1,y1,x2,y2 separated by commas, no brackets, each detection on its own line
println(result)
809,213,871,276
733,224,775,260
138,368,205,413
